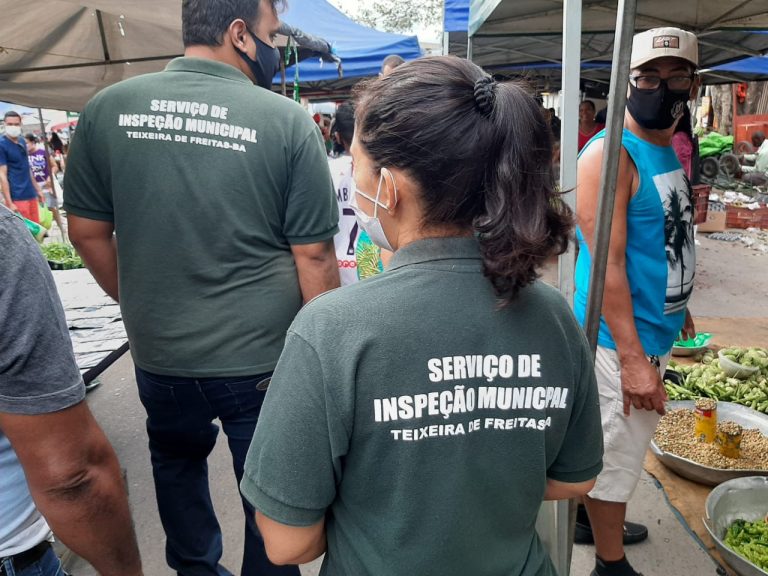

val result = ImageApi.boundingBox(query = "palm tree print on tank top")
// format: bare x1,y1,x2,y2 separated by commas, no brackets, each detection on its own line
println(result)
655,170,695,314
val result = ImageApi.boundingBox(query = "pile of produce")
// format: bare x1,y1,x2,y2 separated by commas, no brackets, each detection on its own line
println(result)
40,242,84,270
665,347,768,413
654,409,768,470
724,518,768,571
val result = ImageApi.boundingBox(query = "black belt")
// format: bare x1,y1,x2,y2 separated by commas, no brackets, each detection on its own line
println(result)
0,541,51,575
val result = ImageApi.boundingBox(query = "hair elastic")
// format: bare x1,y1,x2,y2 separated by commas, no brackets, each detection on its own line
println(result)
474,76,497,117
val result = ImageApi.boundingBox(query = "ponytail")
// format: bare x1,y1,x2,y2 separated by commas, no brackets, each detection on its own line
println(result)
474,80,573,303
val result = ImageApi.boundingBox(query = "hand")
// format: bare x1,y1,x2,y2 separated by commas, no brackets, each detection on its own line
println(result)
620,355,667,416
680,309,696,341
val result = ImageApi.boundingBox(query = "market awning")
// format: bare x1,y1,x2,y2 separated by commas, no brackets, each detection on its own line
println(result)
707,54,768,81
0,0,338,111
456,0,768,86
279,0,422,83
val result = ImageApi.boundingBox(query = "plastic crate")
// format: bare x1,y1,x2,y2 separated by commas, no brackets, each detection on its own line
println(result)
725,205,767,229
692,184,710,225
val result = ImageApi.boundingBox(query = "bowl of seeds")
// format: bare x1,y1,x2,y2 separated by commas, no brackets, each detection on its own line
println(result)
651,400,768,485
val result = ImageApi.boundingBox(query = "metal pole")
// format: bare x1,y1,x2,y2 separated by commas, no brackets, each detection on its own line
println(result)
557,0,582,308
582,0,638,356
556,0,583,573
467,35,474,62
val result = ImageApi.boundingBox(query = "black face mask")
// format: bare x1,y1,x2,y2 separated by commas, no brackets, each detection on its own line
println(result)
238,28,279,89
626,82,690,131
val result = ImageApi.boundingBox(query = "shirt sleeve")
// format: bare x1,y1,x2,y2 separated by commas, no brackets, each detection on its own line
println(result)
0,211,85,415
240,330,348,526
0,144,8,167
282,128,339,245
62,105,114,222
546,333,604,483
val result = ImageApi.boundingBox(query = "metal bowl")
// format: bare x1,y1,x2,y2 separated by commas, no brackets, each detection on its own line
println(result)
650,401,768,486
704,476,768,576
671,344,708,357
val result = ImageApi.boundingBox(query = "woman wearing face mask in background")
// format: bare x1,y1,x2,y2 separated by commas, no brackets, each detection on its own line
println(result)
240,56,604,576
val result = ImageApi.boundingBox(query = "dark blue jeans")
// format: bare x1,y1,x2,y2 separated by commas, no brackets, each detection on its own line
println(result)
0,545,66,576
135,367,300,576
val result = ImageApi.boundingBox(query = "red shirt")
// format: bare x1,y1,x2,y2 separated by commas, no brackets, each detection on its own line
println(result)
578,124,604,152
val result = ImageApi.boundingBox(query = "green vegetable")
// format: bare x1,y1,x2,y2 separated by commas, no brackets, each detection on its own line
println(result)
40,242,84,269
724,518,768,571
665,346,768,413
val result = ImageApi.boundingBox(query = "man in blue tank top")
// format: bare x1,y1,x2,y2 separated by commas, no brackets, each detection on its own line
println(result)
574,27,699,576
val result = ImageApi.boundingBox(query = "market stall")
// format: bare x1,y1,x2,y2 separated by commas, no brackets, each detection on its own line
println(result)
0,0,339,111
453,1,768,91
647,322,768,576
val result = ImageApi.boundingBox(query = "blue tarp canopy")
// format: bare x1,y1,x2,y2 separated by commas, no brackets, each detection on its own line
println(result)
444,0,470,33
279,0,422,83
711,56,768,77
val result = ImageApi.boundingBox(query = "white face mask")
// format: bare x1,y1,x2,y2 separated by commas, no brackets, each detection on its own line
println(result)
5,125,21,139
350,168,397,252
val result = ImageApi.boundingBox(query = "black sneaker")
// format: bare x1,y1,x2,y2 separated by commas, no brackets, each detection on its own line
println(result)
575,505,649,545
591,555,644,576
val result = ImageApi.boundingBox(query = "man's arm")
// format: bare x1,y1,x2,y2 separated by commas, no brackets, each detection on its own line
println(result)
255,512,326,565
291,240,340,303
543,478,596,501
68,215,119,301
577,139,666,416
0,165,15,211
0,402,143,576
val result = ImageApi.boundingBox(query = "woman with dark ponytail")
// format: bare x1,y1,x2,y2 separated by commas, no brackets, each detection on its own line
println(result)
242,56,604,576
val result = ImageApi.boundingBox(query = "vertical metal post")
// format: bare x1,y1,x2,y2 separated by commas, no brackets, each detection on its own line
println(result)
467,35,474,62
557,0,582,307
544,1,582,574
583,0,638,356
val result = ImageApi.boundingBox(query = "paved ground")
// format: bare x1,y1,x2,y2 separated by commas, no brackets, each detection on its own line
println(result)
62,232,765,575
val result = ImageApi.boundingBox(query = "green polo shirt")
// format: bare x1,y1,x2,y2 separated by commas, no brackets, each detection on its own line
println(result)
64,58,338,377
242,237,603,576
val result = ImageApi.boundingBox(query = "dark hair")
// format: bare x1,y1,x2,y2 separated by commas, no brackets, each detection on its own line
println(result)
674,105,692,139
3,111,21,122
332,102,355,148
49,132,64,152
182,0,285,47
580,100,596,112
381,54,405,72
24,133,37,143
354,56,572,304
595,107,607,124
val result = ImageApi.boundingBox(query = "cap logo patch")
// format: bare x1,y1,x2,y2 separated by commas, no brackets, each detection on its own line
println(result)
653,35,680,49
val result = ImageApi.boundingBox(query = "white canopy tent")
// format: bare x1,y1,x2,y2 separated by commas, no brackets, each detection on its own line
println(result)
0,1,184,111
0,0,338,111
459,1,768,89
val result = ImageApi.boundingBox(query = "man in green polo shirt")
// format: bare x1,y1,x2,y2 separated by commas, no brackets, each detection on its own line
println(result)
64,1,340,574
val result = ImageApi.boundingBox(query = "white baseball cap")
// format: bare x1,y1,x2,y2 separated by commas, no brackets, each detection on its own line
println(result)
631,27,699,70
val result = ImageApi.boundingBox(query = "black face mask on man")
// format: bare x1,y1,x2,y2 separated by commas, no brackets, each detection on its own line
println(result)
626,81,690,131
237,28,279,89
